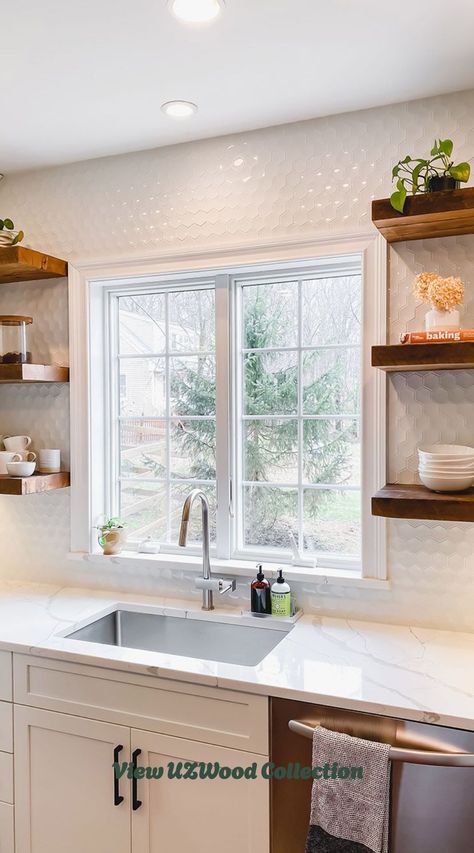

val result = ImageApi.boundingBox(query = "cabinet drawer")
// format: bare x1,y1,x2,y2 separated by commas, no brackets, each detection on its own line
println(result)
0,653,12,702
0,704,13,753
14,655,268,753
0,802,14,853
0,753,13,804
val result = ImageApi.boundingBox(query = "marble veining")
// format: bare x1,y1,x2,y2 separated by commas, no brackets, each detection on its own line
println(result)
2,581,474,731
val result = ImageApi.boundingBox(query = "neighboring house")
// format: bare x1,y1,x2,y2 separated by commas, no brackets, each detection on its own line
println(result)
119,308,198,423
119,308,201,539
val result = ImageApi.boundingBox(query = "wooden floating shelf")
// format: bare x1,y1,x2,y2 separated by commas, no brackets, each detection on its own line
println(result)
0,363,69,383
372,342,474,372
372,483,474,523
0,472,70,496
0,247,68,283
372,187,474,243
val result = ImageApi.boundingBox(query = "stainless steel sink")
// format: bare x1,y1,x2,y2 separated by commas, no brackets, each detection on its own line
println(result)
66,609,291,666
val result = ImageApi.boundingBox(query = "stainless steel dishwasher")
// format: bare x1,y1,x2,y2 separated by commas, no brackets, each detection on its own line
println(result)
271,697,474,853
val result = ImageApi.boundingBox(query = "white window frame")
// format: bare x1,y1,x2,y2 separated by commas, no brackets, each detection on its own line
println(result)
231,259,364,568
68,233,387,584
107,276,219,554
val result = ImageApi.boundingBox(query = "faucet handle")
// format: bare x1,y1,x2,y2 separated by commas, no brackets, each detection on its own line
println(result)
195,577,236,595
217,578,236,595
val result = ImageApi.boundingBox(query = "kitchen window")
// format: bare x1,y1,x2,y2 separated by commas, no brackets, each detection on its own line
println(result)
70,237,385,580
96,248,384,577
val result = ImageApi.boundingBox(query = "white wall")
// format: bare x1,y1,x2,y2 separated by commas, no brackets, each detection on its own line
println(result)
1,88,474,630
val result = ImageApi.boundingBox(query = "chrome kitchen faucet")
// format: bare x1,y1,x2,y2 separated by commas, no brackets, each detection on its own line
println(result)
178,489,236,611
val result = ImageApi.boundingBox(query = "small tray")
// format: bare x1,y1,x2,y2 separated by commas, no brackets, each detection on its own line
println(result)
241,608,303,625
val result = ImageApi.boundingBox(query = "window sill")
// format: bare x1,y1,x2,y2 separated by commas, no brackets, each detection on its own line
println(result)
67,550,390,590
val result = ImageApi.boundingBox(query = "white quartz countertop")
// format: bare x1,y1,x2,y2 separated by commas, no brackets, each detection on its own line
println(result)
1,581,474,731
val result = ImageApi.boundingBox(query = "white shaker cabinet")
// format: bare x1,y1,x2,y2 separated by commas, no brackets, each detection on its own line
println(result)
0,652,13,853
0,802,14,853
14,706,131,853
13,657,270,853
131,729,269,853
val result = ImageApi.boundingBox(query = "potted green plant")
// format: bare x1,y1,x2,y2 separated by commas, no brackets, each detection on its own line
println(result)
390,139,470,213
97,516,127,555
0,218,24,247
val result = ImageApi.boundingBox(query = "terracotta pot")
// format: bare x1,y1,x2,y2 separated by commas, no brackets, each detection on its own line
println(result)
99,528,126,555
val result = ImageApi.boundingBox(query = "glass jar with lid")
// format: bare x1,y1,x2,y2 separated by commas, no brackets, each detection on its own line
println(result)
0,316,33,364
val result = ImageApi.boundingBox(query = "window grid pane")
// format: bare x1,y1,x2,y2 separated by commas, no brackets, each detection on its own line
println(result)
112,267,362,560
116,287,216,545
238,272,361,558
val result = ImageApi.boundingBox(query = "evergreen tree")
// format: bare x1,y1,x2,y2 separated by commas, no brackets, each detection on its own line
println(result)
170,287,354,547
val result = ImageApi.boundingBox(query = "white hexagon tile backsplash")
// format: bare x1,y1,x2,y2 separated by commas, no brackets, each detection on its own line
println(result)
1,88,474,629
0,89,472,260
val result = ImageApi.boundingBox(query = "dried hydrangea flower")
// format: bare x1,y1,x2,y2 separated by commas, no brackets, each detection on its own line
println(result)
428,276,464,312
413,272,440,303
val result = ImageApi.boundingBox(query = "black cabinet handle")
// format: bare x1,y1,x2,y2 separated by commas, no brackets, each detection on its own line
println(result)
132,748,142,811
113,744,124,806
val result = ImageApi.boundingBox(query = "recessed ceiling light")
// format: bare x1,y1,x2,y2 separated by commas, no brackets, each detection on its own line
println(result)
169,0,223,24
161,100,198,118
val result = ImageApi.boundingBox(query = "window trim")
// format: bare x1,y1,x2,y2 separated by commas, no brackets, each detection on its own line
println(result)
69,232,386,581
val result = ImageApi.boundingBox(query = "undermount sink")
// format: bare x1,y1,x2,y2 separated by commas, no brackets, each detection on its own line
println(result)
66,609,292,666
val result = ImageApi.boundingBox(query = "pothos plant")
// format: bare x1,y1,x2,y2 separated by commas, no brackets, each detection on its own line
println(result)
390,139,470,213
0,218,24,245
96,516,127,547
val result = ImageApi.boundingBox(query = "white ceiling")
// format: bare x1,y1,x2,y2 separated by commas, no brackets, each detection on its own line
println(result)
2,0,474,172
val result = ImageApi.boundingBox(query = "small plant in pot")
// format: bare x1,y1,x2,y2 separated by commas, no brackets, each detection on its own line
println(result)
97,516,127,555
0,218,24,247
390,139,470,213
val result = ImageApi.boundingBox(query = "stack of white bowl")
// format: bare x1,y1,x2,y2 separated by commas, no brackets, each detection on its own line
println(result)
418,444,474,492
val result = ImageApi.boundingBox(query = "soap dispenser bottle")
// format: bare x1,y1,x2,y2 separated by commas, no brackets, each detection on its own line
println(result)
271,569,291,616
250,564,271,615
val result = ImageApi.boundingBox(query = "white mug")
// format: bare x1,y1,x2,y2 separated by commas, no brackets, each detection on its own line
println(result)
10,451,37,463
0,451,22,475
18,451,36,463
38,449,61,474
3,435,32,452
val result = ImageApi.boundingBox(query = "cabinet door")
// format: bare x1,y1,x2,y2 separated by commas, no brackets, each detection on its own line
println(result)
15,706,131,853
131,729,269,853
0,802,14,853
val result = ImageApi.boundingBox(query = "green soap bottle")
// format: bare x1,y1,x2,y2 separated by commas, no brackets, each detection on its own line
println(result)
271,569,291,616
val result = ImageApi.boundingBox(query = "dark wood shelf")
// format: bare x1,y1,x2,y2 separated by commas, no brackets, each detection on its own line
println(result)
0,247,68,283
0,363,69,383
372,187,474,243
0,472,70,495
372,483,474,522
372,342,474,372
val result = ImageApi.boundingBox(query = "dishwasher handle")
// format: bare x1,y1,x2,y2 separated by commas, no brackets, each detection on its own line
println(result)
289,719,474,767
